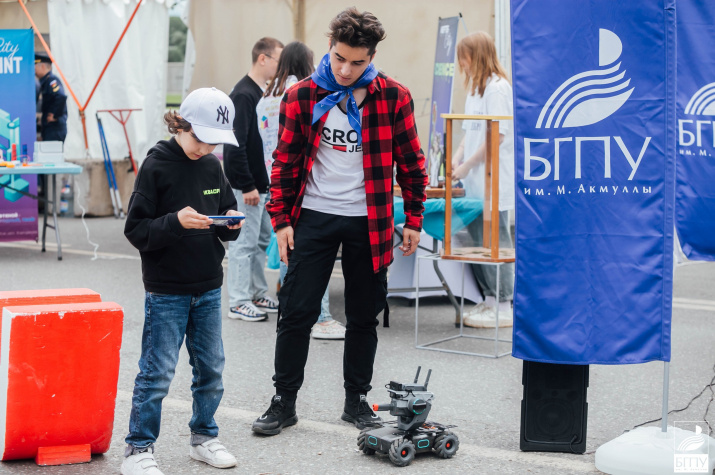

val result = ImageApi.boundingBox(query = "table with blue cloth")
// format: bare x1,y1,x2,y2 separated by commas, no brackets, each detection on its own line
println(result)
266,196,484,270
393,196,483,241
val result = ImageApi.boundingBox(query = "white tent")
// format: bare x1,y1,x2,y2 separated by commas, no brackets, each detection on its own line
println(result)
47,0,170,163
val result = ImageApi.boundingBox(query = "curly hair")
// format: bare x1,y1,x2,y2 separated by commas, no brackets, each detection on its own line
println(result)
163,110,192,135
328,7,386,56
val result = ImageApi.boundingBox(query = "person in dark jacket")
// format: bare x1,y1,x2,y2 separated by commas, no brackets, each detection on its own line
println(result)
121,88,243,475
34,53,67,142
224,37,284,322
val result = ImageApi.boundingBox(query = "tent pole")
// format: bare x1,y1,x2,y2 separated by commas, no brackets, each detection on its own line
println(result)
82,0,144,111
16,0,82,111
662,361,669,433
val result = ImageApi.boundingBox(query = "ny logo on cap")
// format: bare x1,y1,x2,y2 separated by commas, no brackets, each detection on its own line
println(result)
217,106,229,125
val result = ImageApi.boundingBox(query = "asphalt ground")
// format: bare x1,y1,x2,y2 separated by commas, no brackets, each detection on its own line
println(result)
1,216,714,475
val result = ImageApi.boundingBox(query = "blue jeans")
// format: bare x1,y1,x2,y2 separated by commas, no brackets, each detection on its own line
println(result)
126,288,225,450
227,190,272,307
280,261,331,323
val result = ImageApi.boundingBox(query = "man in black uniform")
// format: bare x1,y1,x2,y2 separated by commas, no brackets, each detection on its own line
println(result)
35,53,68,142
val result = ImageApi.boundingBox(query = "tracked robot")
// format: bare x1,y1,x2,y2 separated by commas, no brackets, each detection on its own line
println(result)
357,367,459,466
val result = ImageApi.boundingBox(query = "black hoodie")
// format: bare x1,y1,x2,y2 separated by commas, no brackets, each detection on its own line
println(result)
124,138,241,294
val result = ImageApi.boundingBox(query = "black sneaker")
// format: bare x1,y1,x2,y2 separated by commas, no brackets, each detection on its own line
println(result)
251,395,298,435
341,394,383,429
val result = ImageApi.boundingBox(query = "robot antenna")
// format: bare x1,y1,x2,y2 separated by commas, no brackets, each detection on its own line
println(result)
424,369,432,389
414,366,421,384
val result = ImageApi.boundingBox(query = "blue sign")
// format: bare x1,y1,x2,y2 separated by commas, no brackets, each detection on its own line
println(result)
0,29,38,242
675,0,715,261
510,1,675,364
426,16,459,186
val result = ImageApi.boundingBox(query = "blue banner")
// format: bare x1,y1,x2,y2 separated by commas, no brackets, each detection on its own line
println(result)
426,16,459,187
675,0,715,261
0,29,38,242
511,1,675,364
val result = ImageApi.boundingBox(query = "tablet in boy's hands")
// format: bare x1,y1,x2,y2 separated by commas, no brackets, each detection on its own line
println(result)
207,216,245,226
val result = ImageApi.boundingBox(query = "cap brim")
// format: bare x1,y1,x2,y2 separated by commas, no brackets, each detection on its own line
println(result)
192,123,239,147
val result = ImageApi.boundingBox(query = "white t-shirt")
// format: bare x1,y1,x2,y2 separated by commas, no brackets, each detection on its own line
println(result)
256,75,298,178
462,73,515,211
301,103,367,216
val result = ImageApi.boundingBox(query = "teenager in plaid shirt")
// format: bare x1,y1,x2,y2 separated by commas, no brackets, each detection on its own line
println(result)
252,7,428,435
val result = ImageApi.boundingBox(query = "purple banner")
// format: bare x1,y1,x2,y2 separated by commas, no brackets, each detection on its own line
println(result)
426,16,459,186
0,29,38,242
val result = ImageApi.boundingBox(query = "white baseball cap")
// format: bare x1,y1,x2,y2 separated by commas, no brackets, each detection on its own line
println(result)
179,87,239,147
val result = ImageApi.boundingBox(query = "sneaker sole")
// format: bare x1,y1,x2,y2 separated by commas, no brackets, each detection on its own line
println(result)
227,313,268,322
463,320,513,329
251,414,298,435
255,307,279,313
341,412,382,430
311,332,345,340
189,452,237,469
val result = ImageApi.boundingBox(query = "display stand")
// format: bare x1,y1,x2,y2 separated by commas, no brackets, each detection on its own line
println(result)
414,114,514,357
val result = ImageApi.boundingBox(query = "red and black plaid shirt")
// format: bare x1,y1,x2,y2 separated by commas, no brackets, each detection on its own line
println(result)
267,73,428,273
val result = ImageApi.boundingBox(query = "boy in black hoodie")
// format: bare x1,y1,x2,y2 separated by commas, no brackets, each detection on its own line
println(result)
122,88,243,475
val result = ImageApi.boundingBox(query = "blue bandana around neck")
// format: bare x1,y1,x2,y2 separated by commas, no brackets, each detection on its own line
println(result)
310,53,378,145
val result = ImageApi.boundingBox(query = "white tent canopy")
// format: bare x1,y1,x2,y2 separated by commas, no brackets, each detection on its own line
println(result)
47,0,170,163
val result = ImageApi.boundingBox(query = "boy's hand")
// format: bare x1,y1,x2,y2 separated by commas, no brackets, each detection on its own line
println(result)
225,209,244,230
277,226,294,265
177,206,211,229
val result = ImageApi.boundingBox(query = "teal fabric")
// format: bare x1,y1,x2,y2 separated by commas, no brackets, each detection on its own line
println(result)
394,197,483,241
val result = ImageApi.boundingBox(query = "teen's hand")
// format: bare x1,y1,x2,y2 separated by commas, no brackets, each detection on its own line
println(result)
277,226,294,265
225,209,244,230
452,163,470,181
243,189,260,206
177,206,211,229
400,228,421,257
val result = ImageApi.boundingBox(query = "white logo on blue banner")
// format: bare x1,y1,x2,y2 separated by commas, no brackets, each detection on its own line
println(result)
511,0,675,364
537,29,634,129
675,0,715,261
684,83,715,115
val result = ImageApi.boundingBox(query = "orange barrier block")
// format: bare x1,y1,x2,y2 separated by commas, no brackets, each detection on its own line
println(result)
35,444,91,466
0,302,123,462
0,289,102,349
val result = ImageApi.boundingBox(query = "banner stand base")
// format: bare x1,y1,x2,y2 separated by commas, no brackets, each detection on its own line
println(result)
595,426,715,475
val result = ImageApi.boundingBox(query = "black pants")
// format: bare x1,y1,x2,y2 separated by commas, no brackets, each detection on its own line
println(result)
273,208,387,398
41,122,67,142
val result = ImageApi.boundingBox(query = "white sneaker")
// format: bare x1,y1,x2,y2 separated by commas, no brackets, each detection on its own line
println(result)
121,452,164,475
189,438,237,469
464,302,490,318
228,303,268,322
253,296,279,313
463,304,513,328
311,319,346,340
